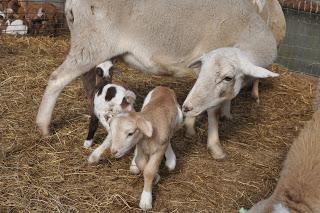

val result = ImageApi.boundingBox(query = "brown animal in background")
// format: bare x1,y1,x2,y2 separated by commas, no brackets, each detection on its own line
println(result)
17,2,58,35
249,110,320,212
279,0,320,13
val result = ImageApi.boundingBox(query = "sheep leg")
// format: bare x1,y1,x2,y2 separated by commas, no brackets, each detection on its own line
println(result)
207,108,226,160
184,116,196,137
83,113,99,148
252,79,260,103
139,152,163,210
220,100,233,120
165,143,176,171
88,134,112,164
37,56,97,135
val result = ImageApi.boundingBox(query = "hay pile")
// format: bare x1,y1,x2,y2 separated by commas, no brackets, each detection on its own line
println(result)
0,35,318,212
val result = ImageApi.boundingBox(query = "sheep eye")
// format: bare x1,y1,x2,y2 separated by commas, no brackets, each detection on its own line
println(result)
224,76,233,82
128,131,135,137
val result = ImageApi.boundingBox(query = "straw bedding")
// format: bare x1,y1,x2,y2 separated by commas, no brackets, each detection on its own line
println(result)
0,35,318,212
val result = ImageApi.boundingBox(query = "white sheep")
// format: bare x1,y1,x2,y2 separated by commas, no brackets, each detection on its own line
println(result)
3,19,27,35
88,86,183,210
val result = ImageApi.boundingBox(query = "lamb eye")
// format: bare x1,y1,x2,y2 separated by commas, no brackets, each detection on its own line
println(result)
128,131,134,137
224,76,233,82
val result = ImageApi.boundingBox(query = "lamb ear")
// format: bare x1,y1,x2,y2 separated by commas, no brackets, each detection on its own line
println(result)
242,61,279,78
125,90,136,104
137,117,153,138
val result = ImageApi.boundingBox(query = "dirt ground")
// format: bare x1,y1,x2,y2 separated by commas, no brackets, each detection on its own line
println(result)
0,36,318,212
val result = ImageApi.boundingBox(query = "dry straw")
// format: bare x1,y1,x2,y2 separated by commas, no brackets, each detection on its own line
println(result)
0,35,318,212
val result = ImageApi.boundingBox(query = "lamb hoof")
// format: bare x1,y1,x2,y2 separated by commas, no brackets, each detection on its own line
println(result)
165,156,176,171
154,174,161,185
130,164,140,175
88,151,100,164
139,191,152,210
83,139,93,148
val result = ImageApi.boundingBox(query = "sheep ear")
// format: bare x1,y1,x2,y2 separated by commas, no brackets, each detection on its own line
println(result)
137,117,153,138
253,0,266,13
188,59,202,69
242,60,279,78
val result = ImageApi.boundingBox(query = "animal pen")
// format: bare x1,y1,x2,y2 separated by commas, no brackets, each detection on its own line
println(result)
0,0,319,212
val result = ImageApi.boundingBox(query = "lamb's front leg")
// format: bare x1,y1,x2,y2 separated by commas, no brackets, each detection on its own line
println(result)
139,153,163,210
98,113,110,131
130,147,140,174
88,134,112,164
207,108,226,160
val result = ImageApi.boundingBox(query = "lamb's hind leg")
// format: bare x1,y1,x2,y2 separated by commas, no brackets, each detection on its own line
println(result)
165,143,176,171
82,68,97,111
36,55,97,136
84,113,99,148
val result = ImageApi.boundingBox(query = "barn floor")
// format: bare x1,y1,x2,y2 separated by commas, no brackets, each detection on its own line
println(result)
0,36,317,212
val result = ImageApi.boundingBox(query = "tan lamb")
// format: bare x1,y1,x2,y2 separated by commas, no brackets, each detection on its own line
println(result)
88,86,183,210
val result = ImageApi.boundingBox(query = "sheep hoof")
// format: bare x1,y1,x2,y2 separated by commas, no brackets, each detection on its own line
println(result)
83,139,93,148
208,146,227,160
139,191,153,210
38,123,50,136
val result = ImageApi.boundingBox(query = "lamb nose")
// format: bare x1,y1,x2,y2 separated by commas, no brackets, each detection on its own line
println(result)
183,105,193,113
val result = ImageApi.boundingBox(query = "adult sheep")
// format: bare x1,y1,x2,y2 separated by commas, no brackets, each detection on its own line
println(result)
37,0,285,159
248,110,320,212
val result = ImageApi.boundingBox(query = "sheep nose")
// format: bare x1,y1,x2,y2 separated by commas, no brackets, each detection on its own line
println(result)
182,105,193,114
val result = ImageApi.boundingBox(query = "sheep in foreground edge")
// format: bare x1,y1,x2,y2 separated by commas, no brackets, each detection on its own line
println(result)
248,110,320,213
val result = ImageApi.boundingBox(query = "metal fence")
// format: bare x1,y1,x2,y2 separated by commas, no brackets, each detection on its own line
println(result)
1,0,320,76
0,0,66,35
277,7,320,76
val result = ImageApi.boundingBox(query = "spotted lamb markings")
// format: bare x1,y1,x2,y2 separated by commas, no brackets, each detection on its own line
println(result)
96,82,108,96
105,86,117,101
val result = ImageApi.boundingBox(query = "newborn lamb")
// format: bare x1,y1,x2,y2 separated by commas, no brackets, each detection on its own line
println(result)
84,61,136,148
88,86,183,210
